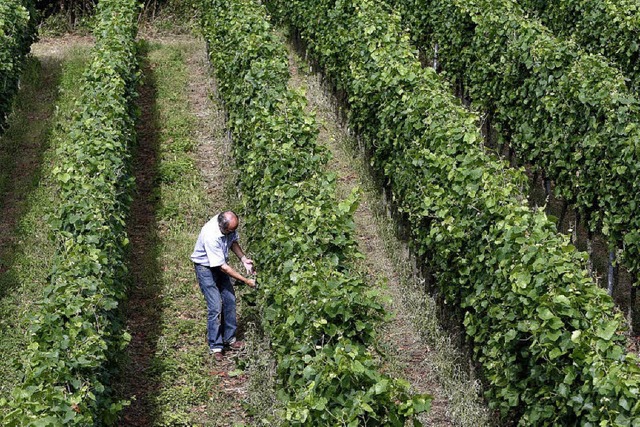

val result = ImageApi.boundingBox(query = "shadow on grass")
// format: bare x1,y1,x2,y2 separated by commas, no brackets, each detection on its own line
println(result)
0,50,78,401
115,41,164,426
0,56,62,301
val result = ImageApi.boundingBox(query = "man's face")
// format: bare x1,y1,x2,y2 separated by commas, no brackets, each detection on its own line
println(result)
221,224,237,235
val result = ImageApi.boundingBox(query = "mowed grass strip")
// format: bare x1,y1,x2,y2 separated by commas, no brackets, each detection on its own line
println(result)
0,45,90,401
117,39,253,426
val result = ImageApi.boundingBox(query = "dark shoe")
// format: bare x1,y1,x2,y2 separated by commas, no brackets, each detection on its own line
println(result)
225,340,245,351
209,348,224,361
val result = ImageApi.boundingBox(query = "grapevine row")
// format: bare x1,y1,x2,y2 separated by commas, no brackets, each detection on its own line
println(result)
200,0,430,424
267,0,640,424
2,0,140,424
518,0,640,93
392,0,640,285
0,0,37,130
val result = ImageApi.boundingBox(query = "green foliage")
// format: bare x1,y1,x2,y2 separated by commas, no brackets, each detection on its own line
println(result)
519,0,640,93
266,0,640,424
201,0,431,424
0,0,37,130
2,0,140,424
391,0,640,283
0,48,87,405
141,0,200,32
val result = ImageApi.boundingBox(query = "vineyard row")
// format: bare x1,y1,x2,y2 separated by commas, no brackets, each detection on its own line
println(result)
2,0,140,424
0,0,37,130
392,0,640,289
267,0,640,424
519,0,640,93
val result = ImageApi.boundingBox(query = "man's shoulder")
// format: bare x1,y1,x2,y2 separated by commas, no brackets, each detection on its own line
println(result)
203,217,222,238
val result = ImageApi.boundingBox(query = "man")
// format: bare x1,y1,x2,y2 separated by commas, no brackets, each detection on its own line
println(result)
191,210,256,361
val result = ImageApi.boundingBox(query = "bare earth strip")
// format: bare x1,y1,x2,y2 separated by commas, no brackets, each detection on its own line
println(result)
118,39,163,426
186,35,284,425
286,48,498,426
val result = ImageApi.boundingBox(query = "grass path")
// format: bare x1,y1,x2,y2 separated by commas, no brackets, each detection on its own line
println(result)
116,36,254,426
0,39,91,400
286,47,497,426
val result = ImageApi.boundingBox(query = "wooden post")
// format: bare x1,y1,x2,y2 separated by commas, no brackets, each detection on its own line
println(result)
631,282,639,336
544,178,551,202
557,201,568,232
571,210,579,245
586,230,593,276
607,250,615,296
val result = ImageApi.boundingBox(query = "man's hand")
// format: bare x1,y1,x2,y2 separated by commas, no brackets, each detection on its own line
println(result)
241,256,255,275
245,278,256,288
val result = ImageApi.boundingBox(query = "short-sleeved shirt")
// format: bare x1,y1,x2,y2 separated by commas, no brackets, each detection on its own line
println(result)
190,214,239,267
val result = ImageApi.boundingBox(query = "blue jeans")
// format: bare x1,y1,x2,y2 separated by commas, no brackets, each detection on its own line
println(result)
194,263,237,351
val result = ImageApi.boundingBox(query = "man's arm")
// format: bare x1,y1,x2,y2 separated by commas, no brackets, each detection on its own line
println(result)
220,263,256,287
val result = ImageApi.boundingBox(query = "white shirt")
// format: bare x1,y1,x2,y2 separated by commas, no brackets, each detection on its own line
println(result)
190,214,238,267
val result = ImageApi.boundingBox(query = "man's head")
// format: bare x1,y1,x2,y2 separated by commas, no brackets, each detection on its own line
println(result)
218,210,239,235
